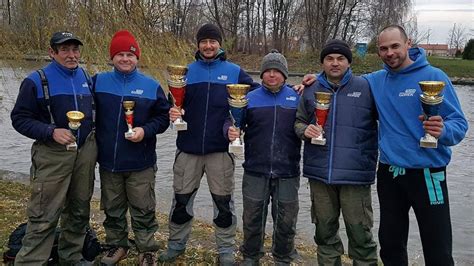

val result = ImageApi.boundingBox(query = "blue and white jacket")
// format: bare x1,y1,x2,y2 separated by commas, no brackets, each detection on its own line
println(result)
176,51,255,155
295,69,378,185
11,60,94,148
364,47,468,168
94,68,170,172
243,84,301,178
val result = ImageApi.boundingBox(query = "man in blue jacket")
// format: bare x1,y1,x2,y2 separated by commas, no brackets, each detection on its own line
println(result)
295,39,378,265
11,31,97,265
364,25,468,266
94,30,170,266
231,50,301,265
159,23,255,265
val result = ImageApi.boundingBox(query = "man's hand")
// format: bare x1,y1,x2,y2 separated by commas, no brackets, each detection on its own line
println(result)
419,115,444,138
304,124,323,139
228,126,240,142
169,107,183,122
293,84,305,95
52,128,75,145
302,74,316,86
126,127,145,142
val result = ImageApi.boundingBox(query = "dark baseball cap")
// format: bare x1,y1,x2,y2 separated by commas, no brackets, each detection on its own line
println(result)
50,31,83,47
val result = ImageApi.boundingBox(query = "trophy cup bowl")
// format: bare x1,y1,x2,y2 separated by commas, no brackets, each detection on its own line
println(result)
311,91,333,145
227,84,250,154
419,81,444,148
66,111,85,151
167,64,188,131
123,100,136,138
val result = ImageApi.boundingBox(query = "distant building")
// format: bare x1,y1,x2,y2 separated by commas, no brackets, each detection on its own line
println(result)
418,44,449,56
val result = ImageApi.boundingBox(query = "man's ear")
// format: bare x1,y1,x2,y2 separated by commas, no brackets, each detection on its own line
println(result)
48,47,55,59
407,38,412,48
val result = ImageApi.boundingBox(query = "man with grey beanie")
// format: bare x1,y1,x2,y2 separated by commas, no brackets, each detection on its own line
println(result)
228,50,302,265
294,39,378,265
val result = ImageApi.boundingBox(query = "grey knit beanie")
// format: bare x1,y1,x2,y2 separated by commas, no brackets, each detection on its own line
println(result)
260,49,288,79
320,39,352,63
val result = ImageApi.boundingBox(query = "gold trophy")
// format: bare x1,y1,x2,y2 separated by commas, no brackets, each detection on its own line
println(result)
419,81,444,148
167,64,188,131
311,92,332,145
227,84,250,154
123,100,136,138
66,111,85,151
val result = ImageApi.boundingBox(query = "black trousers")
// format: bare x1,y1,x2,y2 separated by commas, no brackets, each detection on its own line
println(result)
377,163,454,266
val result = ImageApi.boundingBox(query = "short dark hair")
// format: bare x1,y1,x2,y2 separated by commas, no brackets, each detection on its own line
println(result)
379,25,409,41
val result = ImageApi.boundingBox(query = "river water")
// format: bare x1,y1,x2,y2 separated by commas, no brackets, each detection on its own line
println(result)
0,60,472,265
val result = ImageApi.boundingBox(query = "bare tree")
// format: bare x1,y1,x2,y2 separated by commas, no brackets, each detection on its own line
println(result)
447,23,468,56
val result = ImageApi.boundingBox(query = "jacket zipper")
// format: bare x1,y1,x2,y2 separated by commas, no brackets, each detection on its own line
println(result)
71,75,81,144
270,93,277,177
327,87,337,183
202,63,211,154
112,74,126,171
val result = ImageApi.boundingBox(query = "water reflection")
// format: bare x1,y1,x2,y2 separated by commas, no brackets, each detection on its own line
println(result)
0,61,472,265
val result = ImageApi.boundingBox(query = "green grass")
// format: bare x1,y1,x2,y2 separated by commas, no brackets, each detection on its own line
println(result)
0,180,325,265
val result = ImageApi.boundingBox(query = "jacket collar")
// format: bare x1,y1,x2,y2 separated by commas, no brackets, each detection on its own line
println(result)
50,59,79,77
113,66,138,81
317,68,352,90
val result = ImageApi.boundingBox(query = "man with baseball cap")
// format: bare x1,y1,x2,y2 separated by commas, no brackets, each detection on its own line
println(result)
160,23,256,265
11,31,97,265
294,39,378,265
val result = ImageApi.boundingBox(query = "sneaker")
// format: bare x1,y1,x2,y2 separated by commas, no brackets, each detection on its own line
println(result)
138,252,157,266
219,253,234,266
100,246,128,265
157,248,185,262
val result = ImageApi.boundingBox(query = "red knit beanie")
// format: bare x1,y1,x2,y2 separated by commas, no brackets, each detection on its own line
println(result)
109,30,141,59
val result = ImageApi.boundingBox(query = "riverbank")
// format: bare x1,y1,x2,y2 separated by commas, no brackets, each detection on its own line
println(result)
228,52,474,85
0,178,337,265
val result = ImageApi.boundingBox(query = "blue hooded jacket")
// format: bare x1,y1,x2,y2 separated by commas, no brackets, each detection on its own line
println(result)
298,69,378,184
364,47,468,168
94,68,170,172
11,60,94,148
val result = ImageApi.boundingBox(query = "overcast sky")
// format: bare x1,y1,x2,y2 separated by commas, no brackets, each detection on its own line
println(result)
413,0,473,44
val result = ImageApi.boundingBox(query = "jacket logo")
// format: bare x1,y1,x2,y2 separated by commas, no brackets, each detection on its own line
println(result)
131,89,144,95
399,88,416,97
286,96,297,101
347,91,361,98
82,82,89,88
217,75,228,81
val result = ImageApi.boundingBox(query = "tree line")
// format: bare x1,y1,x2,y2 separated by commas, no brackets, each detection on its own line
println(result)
0,0,412,56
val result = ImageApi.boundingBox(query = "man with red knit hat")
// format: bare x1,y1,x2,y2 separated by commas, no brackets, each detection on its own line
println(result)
93,30,170,266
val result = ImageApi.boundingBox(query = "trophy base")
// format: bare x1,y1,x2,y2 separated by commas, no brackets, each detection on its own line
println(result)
311,136,326,145
229,143,244,154
171,121,187,131
125,131,135,138
66,142,78,151
420,137,438,148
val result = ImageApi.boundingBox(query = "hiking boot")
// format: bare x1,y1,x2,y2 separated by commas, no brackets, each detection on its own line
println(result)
100,246,128,265
219,252,234,266
138,252,157,266
157,248,185,262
